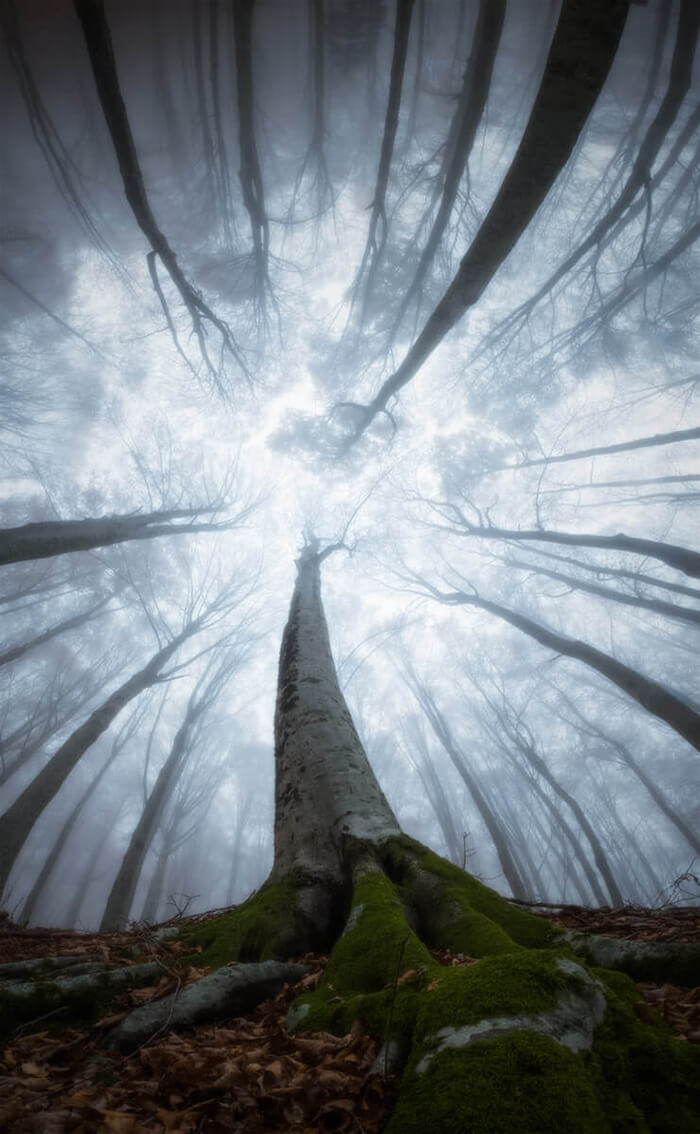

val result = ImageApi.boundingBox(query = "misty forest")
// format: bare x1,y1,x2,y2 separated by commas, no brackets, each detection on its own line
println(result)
1,0,699,1130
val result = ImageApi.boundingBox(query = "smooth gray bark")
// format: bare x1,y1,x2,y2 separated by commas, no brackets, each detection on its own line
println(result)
271,539,401,897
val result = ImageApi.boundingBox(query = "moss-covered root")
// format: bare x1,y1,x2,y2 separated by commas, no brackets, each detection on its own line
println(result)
105,960,307,1053
180,876,338,967
288,854,700,1133
0,960,164,1042
561,928,700,986
388,836,557,956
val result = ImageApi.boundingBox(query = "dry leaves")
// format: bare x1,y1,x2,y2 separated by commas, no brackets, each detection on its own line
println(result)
0,958,394,1133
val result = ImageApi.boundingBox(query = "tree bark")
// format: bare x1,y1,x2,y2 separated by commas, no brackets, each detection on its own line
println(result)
439,515,700,578
74,0,243,384
20,735,121,924
353,0,415,321
339,0,630,446
0,619,202,898
503,0,699,322
487,424,700,473
392,0,506,330
503,555,700,625
0,508,227,566
433,588,700,751
231,0,269,295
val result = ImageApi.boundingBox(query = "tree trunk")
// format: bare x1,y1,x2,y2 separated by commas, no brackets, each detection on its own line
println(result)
0,508,226,566
392,0,506,330
20,737,121,925
503,555,700,626
74,0,242,384
440,516,700,578
0,595,111,667
437,589,700,751
100,695,203,931
354,0,415,321
0,621,199,898
506,0,699,321
491,424,700,473
231,0,269,295
12,542,698,1126
341,0,630,445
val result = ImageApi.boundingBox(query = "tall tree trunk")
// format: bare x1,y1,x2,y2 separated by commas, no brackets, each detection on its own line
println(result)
392,0,506,331
20,736,121,924
504,0,699,323
0,620,201,897
270,538,401,934
0,507,227,566
231,0,269,296
0,595,111,667
340,0,630,446
74,0,243,384
100,694,203,931
406,680,529,899
430,588,700,751
485,424,700,473
79,544,699,1126
502,556,700,626
353,0,415,322
434,514,700,578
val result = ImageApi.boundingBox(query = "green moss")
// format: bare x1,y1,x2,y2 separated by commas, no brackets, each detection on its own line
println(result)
590,970,700,1132
413,949,581,1045
0,969,150,1044
289,870,438,1045
387,1031,608,1134
415,844,556,953
181,881,300,967
322,871,434,994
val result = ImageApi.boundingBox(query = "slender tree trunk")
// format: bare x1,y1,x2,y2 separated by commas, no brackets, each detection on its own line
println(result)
440,517,700,578
508,545,700,602
139,827,174,924
342,0,630,445
354,0,415,321
0,508,226,566
393,0,506,330
437,589,700,751
491,425,700,473
408,681,529,899
0,622,199,897
503,556,700,626
20,738,120,924
0,596,111,667
507,0,699,321
74,0,242,382
100,699,202,931
231,0,269,294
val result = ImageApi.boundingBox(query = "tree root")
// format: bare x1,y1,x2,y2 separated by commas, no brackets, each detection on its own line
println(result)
105,959,308,1053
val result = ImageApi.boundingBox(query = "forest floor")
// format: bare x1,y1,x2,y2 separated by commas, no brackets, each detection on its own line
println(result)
0,902,698,1133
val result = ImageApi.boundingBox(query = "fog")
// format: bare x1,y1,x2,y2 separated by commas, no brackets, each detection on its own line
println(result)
1,0,698,930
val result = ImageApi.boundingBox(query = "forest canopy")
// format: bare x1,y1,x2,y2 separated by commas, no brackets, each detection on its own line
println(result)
0,0,698,932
